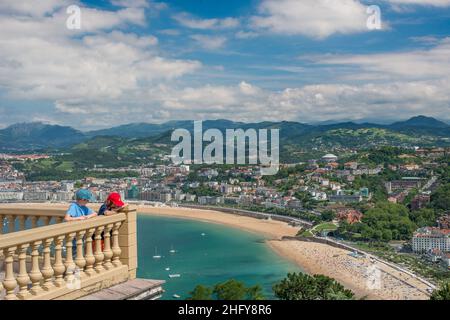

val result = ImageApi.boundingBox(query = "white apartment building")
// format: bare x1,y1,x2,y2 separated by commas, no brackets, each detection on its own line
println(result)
0,191,23,201
412,227,450,253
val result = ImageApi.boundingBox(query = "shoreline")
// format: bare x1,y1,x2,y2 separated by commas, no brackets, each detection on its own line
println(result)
0,203,432,300
136,206,431,300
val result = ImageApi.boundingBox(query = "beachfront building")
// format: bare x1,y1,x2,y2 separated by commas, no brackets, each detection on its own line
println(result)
0,191,23,201
412,227,450,253
198,196,224,205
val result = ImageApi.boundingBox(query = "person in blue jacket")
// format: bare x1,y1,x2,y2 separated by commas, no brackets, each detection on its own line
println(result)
64,189,98,222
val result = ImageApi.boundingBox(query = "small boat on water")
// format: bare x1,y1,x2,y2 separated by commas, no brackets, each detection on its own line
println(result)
169,274,181,278
201,233,206,236
173,294,181,298
153,247,162,259
169,244,176,253
165,267,170,271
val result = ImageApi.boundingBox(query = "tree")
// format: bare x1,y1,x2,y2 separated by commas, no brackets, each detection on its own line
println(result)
187,280,265,300
409,208,436,228
273,272,354,300
187,285,213,300
213,279,264,300
431,184,450,211
321,210,336,222
74,181,83,189
430,282,450,300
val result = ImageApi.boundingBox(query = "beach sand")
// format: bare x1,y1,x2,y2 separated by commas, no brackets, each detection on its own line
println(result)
0,203,432,300
137,206,431,300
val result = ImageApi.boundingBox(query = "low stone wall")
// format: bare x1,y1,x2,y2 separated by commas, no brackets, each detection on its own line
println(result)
181,205,313,228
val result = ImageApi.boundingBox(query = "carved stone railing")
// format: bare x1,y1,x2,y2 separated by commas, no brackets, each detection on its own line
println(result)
0,208,66,234
0,208,137,300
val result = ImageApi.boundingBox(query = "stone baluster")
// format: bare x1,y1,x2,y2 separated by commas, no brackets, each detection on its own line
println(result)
55,216,64,224
2,246,18,300
41,216,50,226
64,233,77,283
30,216,39,229
74,231,86,277
29,240,43,295
6,214,15,233
84,228,96,276
112,222,122,267
103,224,114,270
16,243,31,300
18,215,26,231
94,226,105,273
41,238,55,291
53,235,66,287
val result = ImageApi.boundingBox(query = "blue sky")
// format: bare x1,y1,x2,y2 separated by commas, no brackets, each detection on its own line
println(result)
0,0,449,130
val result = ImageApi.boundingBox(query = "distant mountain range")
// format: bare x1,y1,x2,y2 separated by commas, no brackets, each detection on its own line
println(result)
0,115,449,151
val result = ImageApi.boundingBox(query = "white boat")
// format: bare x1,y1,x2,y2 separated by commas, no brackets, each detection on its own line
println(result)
173,294,181,298
201,233,206,236
169,245,176,254
153,247,162,259
165,267,170,271
169,274,181,278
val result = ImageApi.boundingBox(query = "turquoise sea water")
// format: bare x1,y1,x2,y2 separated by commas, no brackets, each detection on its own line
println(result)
136,215,301,300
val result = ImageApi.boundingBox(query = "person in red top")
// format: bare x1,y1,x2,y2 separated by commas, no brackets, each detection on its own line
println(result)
98,192,127,216
94,192,127,251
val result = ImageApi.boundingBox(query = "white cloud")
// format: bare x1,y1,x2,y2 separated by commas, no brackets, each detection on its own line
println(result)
0,1,201,122
110,0,150,8
173,12,239,30
387,0,450,7
250,0,371,39
1,0,450,128
190,35,227,50
235,31,259,39
314,38,450,79
0,0,71,17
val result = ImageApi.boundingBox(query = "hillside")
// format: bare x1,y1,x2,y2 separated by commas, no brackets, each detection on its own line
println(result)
0,116,449,152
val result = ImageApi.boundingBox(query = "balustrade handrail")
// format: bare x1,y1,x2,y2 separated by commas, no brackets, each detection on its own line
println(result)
0,207,66,218
0,213,126,250
0,207,137,300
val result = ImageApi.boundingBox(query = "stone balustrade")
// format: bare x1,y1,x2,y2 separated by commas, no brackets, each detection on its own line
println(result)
0,208,66,234
0,207,137,300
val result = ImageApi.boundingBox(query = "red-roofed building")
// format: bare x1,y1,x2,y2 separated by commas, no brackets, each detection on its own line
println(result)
336,209,363,224
412,227,450,253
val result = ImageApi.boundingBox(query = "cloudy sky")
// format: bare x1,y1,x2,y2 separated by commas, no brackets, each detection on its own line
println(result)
0,0,449,130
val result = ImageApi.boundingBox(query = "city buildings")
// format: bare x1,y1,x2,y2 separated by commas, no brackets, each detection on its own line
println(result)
412,227,450,253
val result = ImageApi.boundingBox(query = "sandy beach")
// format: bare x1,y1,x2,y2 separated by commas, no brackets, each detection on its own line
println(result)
0,203,432,300
137,205,431,300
